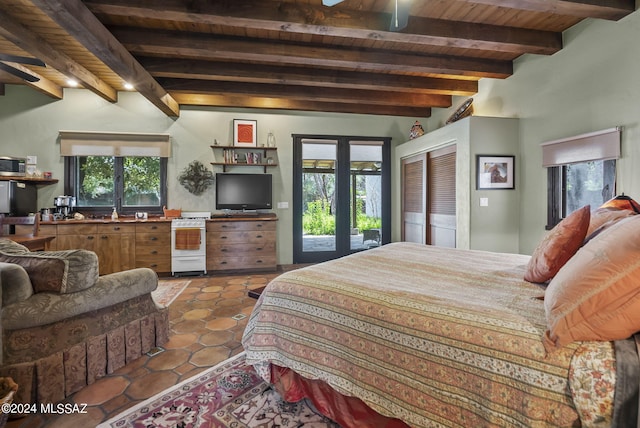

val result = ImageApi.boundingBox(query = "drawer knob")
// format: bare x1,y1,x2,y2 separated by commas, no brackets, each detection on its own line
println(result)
151,250,158,254
101,235,108,239
151,264,157,267
87,236,94,240
221,248,228,252
256,247,263,251
256,234,263,238
113,226,120,231
256,260,263,263
151,226,157,230
221,261,227,265
150,237,158,241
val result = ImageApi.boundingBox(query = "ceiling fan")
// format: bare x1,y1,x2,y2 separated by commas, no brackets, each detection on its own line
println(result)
0,53,45,83
322,0,411,31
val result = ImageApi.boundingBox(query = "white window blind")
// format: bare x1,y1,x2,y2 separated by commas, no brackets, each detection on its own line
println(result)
59,131,171,157
541,127,620,167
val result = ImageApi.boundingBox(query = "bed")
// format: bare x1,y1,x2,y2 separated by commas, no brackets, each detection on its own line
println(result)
242,207,640,427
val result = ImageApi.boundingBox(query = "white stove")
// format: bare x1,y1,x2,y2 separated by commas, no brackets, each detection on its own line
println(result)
171,212,210,276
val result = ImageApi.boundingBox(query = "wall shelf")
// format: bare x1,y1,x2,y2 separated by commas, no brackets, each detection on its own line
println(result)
0,176,58,185
210,145,278,173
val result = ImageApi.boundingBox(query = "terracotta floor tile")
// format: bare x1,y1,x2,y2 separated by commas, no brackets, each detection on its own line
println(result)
126,371,180,400
146,349,190,371
202,285,224,293
195,292,219,301
73,376,130,406
190,347,230,367
182,308,211,320
163,332,199,349
199,330,234,346
205,317,237,331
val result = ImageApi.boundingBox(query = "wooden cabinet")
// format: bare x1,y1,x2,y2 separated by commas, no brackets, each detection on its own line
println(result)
135,222,171,274
206,219,277,272
55,223,136,275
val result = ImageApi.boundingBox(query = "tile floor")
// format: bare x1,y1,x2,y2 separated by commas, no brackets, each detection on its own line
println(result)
7,272,281,428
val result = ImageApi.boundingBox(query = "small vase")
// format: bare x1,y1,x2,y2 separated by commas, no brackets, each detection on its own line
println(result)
267,131,276,148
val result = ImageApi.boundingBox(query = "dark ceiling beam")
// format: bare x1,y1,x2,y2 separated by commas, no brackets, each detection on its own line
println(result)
157,78,452,108
86,0,561,55
138,58,479,96
114,28,512,79
461,0,635,20
0,8,116,102
171,92,430,117
30,0,180,117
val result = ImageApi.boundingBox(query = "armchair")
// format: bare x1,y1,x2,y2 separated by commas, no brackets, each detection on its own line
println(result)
0,238,169,406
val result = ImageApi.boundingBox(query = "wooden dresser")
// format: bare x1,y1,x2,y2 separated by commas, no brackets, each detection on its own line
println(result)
206,214,277,272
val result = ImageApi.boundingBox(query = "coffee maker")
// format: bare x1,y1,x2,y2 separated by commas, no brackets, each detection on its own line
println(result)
53,195,76,219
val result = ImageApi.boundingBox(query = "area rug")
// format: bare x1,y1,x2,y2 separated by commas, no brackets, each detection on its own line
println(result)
97,352,340,428
151,279,190,308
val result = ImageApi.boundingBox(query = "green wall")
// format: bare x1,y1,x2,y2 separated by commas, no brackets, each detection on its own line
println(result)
429,10,640,255
0,85,414,264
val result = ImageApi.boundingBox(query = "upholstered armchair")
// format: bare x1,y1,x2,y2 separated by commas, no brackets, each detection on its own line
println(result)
0,239,169,406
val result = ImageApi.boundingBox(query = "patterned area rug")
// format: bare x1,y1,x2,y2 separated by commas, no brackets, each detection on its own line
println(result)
97,352,340,428
151,279,190,307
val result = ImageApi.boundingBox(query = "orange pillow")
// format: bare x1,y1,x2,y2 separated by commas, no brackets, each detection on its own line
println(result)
524,205,590,283
543,215,640,351
586,207,636,237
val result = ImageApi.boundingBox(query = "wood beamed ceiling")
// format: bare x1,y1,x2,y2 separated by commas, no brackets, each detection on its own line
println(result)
0,0,635,117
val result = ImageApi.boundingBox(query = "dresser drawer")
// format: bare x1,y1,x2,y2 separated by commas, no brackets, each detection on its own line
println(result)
97,223,136,234
208,255,277,271
207,230,275,244
136,223,171,233
207,221,276,232
56,224,97,235
208,241,275,255
136,233,171,246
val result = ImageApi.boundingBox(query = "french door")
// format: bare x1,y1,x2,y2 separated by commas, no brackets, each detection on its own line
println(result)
292,135,391,264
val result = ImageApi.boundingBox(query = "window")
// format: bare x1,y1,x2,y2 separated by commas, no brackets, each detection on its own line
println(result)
547,160,616,228
543,127,620,229
65,156,167,215
59,131,170,216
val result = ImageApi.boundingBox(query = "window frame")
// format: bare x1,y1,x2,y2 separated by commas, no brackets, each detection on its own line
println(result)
546,159,616,229
64,156,168,217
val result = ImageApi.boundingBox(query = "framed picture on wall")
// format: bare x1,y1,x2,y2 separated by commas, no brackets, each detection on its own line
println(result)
233,119,257,147
476,155,515,189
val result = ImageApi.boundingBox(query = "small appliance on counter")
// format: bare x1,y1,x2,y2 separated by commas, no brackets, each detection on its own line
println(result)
0,180,36,216
53,195,76,219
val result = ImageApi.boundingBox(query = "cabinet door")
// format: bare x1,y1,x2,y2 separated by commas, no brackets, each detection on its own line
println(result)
401,153,426,244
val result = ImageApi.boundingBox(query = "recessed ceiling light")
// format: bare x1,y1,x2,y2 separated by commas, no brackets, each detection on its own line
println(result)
66,79,78,87
123,82,134,90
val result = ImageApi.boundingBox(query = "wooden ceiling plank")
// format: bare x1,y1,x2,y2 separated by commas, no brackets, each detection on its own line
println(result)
0,8,116,102
157,78,452,107
461,0,635,20
86,0,561,55
139,58,479,96
30,0,180,117
114,28,512,79
171,92,430,117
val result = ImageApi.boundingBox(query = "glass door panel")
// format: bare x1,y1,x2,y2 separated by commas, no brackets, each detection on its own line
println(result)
350,141,383,251
301,140,337,254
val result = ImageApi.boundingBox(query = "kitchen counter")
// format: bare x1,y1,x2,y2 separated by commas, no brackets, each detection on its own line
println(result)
40,212,277,225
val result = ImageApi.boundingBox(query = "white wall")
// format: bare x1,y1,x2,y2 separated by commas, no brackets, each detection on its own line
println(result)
0,85,415,264
428,10,640,254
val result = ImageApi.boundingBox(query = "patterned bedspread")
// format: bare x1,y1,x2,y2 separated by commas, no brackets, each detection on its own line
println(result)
242,242,615,427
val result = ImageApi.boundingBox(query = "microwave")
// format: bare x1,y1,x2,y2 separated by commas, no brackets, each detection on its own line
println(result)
0,157,26,176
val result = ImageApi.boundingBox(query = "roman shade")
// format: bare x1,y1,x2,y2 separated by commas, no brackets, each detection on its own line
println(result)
59,131,171,157
541,127,620,167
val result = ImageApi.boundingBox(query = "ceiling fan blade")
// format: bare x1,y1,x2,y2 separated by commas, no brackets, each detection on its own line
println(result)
390,0,411,31
322,0,345,6
0,53,45,67
0,62,40,82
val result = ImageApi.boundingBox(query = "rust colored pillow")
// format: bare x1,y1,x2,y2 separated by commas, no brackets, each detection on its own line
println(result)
543,215,640,350
524,205,590,283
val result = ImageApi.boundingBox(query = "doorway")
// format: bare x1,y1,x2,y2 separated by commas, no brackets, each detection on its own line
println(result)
292,135,391,264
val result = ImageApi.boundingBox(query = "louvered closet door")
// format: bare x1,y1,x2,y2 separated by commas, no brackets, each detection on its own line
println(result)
401,153,427,243
427,145,456,247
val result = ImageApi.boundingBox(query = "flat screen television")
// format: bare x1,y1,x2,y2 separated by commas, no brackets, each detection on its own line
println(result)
215,173,272,211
